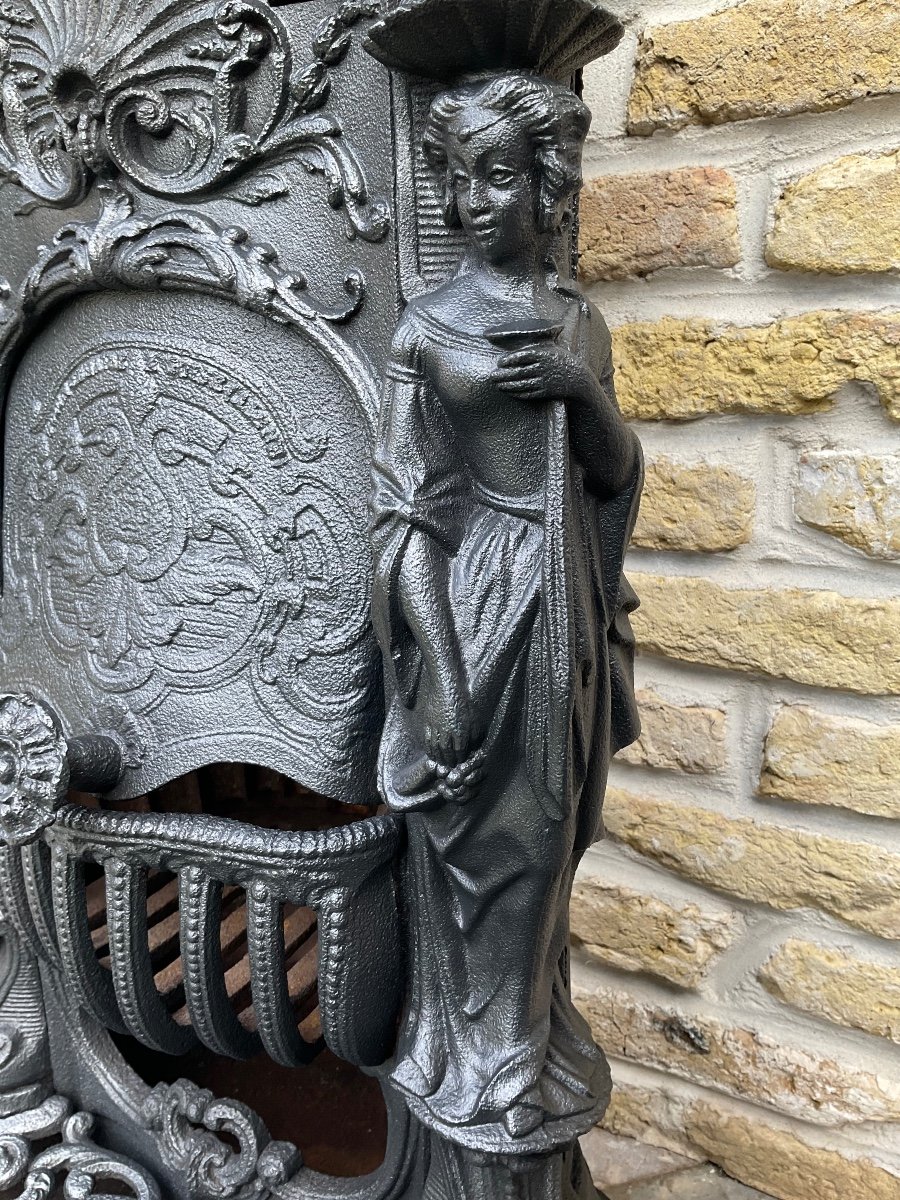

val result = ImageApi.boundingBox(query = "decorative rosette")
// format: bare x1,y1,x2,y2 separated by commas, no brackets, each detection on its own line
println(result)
365,0,623,82
0,695,69,847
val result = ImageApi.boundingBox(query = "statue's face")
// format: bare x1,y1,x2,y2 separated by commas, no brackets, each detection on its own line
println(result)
447,105,541,265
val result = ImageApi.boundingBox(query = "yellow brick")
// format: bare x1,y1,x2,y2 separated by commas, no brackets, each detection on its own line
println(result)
685,1105,900,1200
768,150,900,274
604,787,900,939
575,983,900,1124
634,458,755,553
619,688,726,774
760,939,900,1044
570,876,737,987
579,168,739,283
602,1080,701,1161
795,450,900,560
630,573,900,696
602,1081,900,1199
612,313,900,423
760,704,900,818
628,0,900,135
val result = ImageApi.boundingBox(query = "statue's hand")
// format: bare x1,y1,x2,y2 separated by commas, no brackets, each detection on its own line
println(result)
492,345,593,403
436,749,488,806
394,748,488,810
422,670,480,767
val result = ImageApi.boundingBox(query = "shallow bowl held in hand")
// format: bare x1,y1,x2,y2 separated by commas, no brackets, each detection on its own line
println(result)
485,320,564,352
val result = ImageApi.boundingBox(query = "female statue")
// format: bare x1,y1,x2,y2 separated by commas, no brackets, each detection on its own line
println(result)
366,2,642,1192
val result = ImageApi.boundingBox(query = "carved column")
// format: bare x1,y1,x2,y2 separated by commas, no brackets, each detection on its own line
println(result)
365,3,643,1198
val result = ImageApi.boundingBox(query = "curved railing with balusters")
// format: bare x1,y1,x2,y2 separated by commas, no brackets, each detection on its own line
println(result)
0,694,403,1076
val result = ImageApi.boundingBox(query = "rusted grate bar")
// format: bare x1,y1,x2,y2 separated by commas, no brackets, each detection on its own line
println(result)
83,866,323,1062
175,868,259,1059
104,858,196,1056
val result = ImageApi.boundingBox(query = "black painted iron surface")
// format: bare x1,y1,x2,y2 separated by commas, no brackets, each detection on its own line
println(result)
0,2,642,1197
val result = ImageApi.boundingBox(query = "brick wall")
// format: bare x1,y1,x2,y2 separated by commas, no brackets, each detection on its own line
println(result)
573,3,900,1197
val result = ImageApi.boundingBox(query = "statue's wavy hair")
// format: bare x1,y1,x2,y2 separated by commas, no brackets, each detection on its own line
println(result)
422,72,591,234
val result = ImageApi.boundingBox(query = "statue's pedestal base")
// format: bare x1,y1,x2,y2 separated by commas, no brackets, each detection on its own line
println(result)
413,1123,604,1200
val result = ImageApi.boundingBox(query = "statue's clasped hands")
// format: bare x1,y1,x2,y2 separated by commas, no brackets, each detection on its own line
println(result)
432,749,488,805
395,747,488,808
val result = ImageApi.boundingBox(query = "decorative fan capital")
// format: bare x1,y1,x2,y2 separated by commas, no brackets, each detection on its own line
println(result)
365,0,624,83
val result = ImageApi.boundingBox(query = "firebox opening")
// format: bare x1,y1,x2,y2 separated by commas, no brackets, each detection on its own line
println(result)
72,761,378,831
116,1038,388,1179
80,765,388,1179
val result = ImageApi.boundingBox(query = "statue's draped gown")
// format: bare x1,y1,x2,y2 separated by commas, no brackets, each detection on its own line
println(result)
371,287,643,1156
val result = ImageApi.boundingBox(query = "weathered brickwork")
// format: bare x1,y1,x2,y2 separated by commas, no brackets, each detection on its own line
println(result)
760,704,900,818
601,1081,698,1160
571,876,738,988
617,688,727,774
795,450,900,560
604,788,900,939
768,150,900,274
612,313,900,423
685,1107,900,1200
630,573,900,696
574,983,900,1124
579,167,740,283
604,1083,900,1200
576,0,900,1192
759,939,900,1044
633,459,755,553
627,0,900,135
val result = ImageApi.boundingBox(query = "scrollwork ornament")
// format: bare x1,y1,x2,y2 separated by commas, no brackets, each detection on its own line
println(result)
0,183,381,791
0,183,374,408
0,1135,31,1193
9,184,368,340
0,1092,72,1193
141,1081,300,1200
0,0,390,240
14,1112,161,1200
0,695,68,847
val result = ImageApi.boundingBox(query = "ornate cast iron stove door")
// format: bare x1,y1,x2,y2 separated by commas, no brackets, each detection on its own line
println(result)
0,2,642,1198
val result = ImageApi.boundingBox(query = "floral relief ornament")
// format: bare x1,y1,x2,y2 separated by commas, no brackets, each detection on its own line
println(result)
0,0,390,239
0,694,68,847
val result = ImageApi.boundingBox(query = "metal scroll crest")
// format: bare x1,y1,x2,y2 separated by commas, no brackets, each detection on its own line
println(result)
0,0,390,240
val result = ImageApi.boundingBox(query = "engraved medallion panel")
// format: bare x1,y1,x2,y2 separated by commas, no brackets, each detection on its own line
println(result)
0,0,400,806
2,290,382,803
